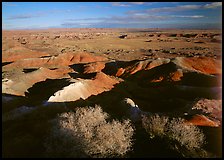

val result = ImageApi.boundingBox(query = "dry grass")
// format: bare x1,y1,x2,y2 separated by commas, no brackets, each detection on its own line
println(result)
44,105,134,158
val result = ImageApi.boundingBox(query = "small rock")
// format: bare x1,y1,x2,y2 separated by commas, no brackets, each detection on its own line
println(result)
119,35,127,39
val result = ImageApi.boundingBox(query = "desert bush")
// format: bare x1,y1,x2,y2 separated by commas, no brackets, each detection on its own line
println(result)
44,105,134,158
142,114,169,138
142,114,206,157
166,118,205,150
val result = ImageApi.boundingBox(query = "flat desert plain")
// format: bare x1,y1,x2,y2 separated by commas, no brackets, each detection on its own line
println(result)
2,28,222,158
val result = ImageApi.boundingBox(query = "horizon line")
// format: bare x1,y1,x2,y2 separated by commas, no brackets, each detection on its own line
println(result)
2,27,221,31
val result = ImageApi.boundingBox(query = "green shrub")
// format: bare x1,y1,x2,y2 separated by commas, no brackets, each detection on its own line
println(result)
44,105,134,158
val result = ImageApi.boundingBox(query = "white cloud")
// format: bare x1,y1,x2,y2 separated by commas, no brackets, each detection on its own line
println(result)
67,14,169,23
7,15,39,20
129,2,145,5
95,5,110,9
146,5,202,13
204,2,222,9
178,5,201,9
62,12,208,28
172,15,205,18
3,2,17,7
111,2,148,7
128,3,221,15
111,2,130,7
7,9,76,20
2,23,12,27
62,14,171,28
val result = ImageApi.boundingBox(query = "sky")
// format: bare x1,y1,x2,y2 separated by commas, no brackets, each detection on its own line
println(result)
2,2,222,30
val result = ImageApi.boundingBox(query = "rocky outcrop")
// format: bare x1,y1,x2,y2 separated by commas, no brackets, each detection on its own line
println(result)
122,98,142,122
83,62,106,74
114,56,221,80
186,114,220,127
173,57,221,74
191,99,222,120
47,72,120,102
185,99,222,127
2,67,72,96
3,52,108,70
115,58,170,77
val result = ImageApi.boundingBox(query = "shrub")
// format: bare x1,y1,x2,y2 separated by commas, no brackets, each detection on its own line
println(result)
166,118,205,150
142,114,206,157
44,105,134,158
142,114,168,138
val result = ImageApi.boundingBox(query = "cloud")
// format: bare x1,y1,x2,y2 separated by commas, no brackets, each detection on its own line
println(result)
66,14,205,26
146,5,202,13
128,3,222,15
172,15,205,18
111,2,149,7
62,11,208,28
65,17,104,22
126,2,222,15
129,2,145,5
111,2,130,7
7,9,76,20
126,4,203,15
7,15,39,20
204,2,222,9
2,23,13,28
61,14,172,28
178,5,201,9
47,9,73,14
66,14,169,24
95,5,110,9
61,22,91,26
3,2,17,7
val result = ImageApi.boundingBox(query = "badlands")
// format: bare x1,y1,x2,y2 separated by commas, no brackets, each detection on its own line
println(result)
2,28,222,157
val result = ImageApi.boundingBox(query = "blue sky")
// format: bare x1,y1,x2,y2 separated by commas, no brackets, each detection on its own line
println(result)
2,2,222,29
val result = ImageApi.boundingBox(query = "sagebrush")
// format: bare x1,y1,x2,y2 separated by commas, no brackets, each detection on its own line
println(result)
142,114,168,138
44,105,134,158
166,118,205,150
142,114,206,157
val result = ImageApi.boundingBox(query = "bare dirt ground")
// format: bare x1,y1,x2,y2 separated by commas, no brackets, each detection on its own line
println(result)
2,28,222,61
2,28,222,158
